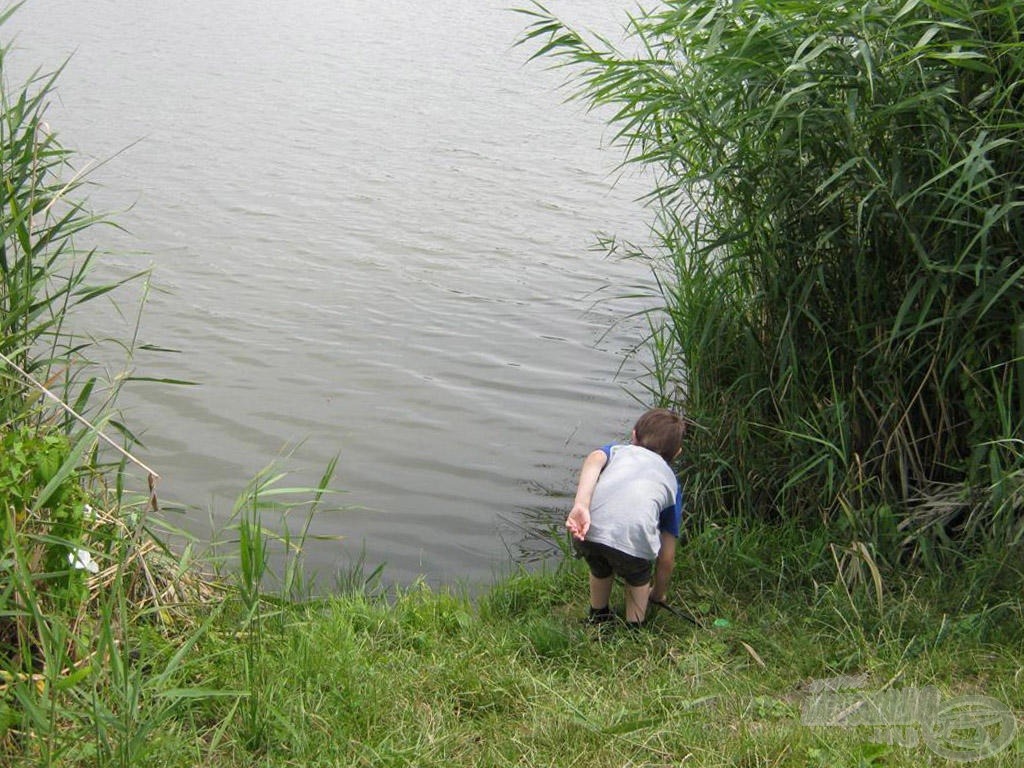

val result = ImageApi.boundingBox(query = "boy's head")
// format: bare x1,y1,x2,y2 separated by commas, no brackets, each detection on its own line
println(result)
632,408,686,463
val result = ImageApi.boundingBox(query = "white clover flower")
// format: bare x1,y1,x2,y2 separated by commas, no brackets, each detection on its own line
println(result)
68,547,99,574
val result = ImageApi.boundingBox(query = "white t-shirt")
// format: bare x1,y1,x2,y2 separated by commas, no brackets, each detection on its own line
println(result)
585,444,682,561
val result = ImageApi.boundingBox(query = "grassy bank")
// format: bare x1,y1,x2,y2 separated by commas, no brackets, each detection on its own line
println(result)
6,521,1021,767
209,565,1021,768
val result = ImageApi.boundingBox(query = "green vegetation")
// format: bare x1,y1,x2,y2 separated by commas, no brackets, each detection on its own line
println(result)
8,525,1023,766
0,5,209,761
519,0,1024,573
3,1,1024,765
1,0,125,678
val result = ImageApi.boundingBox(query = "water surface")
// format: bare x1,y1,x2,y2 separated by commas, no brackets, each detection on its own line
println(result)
9,0,659,586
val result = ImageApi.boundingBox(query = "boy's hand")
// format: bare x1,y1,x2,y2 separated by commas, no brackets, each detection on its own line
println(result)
567,449,606,542
565,503,590,541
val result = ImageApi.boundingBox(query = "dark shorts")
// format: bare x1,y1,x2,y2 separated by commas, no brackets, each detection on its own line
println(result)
573,540,652,586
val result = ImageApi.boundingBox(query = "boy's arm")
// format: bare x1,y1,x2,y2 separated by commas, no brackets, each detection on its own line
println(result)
565,449,608,541
651,531,676,602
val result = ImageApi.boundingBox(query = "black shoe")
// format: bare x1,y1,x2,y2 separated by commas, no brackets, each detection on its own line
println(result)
584,606,615,625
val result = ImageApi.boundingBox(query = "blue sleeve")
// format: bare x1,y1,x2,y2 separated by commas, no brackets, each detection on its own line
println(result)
658,481,684,538
599,443,614,458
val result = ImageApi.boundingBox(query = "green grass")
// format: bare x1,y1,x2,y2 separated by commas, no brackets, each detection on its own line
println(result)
7,528,1020,768
203,562,1024,767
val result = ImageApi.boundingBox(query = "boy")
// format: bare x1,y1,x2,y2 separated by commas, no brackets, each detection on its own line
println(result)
565,408,685,627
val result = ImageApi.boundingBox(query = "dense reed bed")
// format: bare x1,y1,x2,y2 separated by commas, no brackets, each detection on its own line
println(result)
519,0,1024,577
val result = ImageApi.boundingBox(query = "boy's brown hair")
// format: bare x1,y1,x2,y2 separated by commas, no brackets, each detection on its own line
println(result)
633,408,686,463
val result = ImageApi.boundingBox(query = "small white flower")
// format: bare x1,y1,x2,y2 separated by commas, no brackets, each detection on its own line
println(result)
83,504,96,521
68,548,99,574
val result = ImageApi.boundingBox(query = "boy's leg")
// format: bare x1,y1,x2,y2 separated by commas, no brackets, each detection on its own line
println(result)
589,573,613,610
575,540,614,612
624,582,651,624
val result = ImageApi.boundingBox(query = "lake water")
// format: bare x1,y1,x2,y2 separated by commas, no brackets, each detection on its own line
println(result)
7,0,660,587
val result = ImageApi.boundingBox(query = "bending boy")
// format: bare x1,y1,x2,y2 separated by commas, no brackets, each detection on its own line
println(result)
566,408,686,626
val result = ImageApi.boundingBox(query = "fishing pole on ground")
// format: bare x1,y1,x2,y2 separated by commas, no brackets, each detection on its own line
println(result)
649,598,702,628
